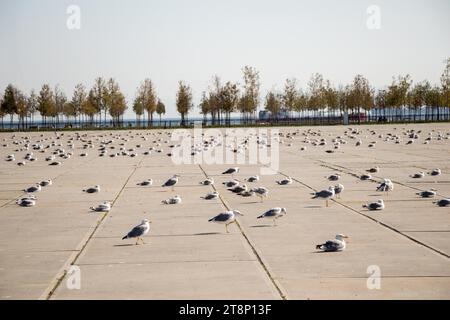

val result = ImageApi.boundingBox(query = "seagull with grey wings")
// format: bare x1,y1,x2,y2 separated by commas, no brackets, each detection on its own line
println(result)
257,207,287,226
208,210,243,233
122,219,151,245
311,187,335,207
162,174,179,191
316,234,349,252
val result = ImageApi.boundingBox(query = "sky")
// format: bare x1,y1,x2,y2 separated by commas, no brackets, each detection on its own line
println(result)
0,0,449,119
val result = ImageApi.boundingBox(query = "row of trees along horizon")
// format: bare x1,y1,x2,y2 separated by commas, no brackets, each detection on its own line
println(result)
1,59,449,129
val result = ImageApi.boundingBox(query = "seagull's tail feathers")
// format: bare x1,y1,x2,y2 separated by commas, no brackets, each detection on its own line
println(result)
316,244,324,250
362,204,368,208
257,214,264,219
208,217,215,222
89,206,96,212
122,235,128,240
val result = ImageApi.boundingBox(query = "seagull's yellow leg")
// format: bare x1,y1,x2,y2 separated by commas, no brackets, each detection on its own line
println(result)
141,237,146,244
135,238,140,245
326,199,329,207
225,224,229,233
273,219,277,226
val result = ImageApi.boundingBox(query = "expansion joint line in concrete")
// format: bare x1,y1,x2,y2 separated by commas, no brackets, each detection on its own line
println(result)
40,156,146,300
197,164,287,300
274,160,450,260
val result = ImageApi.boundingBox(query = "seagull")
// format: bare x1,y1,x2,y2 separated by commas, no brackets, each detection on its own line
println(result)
363,199,385,211
257,207,287,226
252,187,269,202
334,184,344,199
39,179,52,187
222,167,239,178
90,201,111,212
229,184,247,194
16,197,36,207
366,166,380,173
327,174,340,181
429,168,441,176
24,184,41,193
83,185,100,193
201,191,219,200
223,180,239,188
137,179,153,186
199,177,214,185
316,234,349,252
276,177,293,185
162,195,182,204
376,179,394,195
410,171,425,179
245,175,260,182
208,210,243,233
417,189,437,198
360,174,372,180
122,219,151,245
311,187,335,207
434,198,450,207
162,174,179,191
49,161,61,166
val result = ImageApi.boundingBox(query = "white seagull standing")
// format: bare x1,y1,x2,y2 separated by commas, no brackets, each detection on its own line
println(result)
316,234,349,252
257,207,287,226
208,210,243,233
311,187,335,207
122,219,151,245
334,184,344,199
252,187,269,202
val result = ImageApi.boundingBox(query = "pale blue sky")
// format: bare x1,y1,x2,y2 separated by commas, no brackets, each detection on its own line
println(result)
0,0,449,118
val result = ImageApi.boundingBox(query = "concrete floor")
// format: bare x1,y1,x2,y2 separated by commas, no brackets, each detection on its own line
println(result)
0,123,449,299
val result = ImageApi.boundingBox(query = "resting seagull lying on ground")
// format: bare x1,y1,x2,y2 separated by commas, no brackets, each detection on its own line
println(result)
83,185,100,193
162,174,179,191
90,201,111,212
201,191,219,200
222,167,239,178
316,234,349,252
257,207,287,226
417,189,437,198
276,177,293,185
208,210,243,233
122,219,151,245
363,199,385,211
434,198,450,207
24,184,41,193
137,179,153,186
162,195,182,204
376,179,394,195
199,177,214,185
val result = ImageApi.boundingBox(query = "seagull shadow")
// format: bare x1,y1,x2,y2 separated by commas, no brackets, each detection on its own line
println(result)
250,225,274,228
113,244,135,247
193,232,222,236
304,205,322,209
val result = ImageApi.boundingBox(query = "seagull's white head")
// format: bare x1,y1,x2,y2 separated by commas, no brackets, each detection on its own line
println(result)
232,210,243,216
141,219,151,224
335,234,349,240
377,199,384,204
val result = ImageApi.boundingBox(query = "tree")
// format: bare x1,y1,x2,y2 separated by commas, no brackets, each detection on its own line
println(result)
347,75,374,123
282,78,297,116
54,85,67,125
386,75,412,119
0,93,4,128
37,84,55,126
176,81,193,126
156,99,166,124
83,89,99,123
240,66,260,123
15,90,28,129
105,78,127,127
218,81,240,124
199,91,211,123
440,57,449,120
68,83,87,123
136,79,157,126
27,90,38,125
408,81,430,121
264,91,281,119
1,84,18,126
91,77,107,125
307,73,325,118
132,97,144,126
